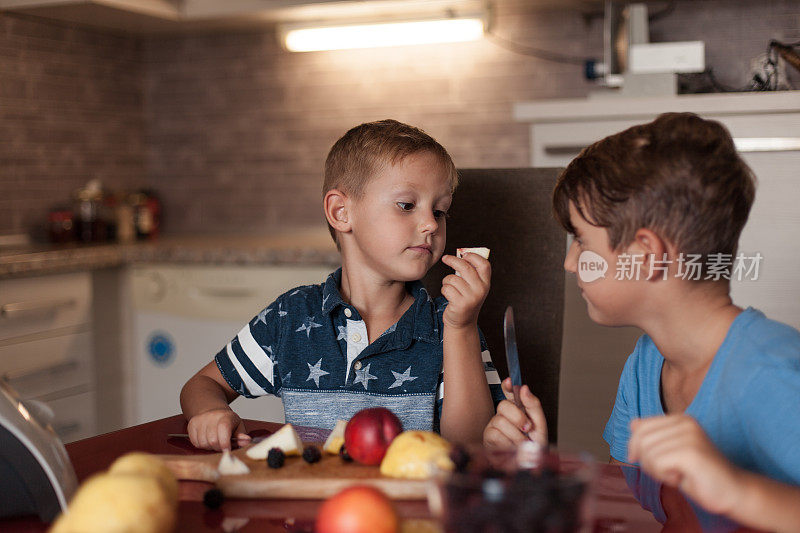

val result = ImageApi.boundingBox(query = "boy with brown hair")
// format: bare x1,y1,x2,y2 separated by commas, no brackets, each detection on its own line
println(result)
484,113,800,531
181,119,503,451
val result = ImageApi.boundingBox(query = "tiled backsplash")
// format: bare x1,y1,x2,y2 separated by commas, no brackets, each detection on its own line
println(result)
0,14,146,237
2,0,798,236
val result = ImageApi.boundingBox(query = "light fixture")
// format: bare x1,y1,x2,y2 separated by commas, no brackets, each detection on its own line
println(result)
279,11,486,52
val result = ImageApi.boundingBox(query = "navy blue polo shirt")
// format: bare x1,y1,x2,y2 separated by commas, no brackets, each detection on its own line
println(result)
215,268,504,432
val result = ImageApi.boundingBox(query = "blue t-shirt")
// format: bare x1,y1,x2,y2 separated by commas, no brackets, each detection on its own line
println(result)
215,268,505,432
603,307,800,485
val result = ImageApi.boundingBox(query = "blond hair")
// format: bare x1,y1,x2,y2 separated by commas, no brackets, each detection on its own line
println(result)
323,119,458,243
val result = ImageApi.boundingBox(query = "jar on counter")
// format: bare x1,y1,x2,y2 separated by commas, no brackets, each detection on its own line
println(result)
47,209,75,243
74,182,105,243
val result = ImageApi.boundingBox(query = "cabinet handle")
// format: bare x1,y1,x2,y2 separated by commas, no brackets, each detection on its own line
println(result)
544,144,586,155
53,421,82,436
2,358,80,383
0,298,77,320
190,287,256,299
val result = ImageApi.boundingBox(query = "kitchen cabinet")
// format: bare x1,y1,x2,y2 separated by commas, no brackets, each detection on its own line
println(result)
0,272,97,443
514,90,800,459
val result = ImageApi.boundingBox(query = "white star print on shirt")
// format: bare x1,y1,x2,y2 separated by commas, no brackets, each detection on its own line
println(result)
336,325,347,340
278,303,288,317
388,366,417,389
260,344,274,361
296,317,322,337
353,362,377,390
254,307,272,325
306,358,330,387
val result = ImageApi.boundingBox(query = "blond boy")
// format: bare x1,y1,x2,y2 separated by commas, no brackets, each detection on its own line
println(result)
181,120,504,451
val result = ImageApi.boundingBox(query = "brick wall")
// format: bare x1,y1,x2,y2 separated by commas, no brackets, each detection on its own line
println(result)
0,13,145,237
2,0,798,237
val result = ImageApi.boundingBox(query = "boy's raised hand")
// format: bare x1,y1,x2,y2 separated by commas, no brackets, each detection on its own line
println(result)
186,407,250,452
628,415,742,515
484,377,548,449
440,252,491,329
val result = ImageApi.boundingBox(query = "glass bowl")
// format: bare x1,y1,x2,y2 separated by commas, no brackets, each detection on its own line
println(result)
429,444,595,533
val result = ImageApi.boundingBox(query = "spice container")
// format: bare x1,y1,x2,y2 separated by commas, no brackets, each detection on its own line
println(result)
47,210,75,243
73,180,105,243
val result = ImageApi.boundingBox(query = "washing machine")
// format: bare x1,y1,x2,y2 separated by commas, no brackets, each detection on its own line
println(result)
128,264,336,425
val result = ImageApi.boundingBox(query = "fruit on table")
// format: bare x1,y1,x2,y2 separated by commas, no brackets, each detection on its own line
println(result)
323,419,347,454
107,452,179,505
217,450,250,476
49,472,176,533
267,447,286,469
380,431,454,479
315,486,398,533
344,407,403,465
245,423,303,459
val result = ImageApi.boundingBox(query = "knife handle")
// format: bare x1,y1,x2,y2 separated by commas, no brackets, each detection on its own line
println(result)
511,384,523,408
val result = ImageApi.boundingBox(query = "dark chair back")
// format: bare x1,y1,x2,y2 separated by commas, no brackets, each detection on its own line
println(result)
423,168,566,442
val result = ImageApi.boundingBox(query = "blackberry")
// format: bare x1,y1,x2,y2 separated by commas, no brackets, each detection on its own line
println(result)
302,445,321,464
339,443,353,462
202,488,224,509
449,445,471,473
267,447,285,468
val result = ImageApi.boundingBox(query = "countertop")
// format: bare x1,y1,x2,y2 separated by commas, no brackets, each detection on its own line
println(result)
0,228,340,279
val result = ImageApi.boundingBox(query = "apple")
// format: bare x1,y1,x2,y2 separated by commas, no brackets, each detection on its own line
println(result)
315,486,398,533
344,407,403,465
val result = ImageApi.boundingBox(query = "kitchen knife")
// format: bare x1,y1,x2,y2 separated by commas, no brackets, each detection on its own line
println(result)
503,306,523,408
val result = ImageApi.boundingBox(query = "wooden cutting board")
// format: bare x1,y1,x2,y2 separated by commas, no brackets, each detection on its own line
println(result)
157,444,433,500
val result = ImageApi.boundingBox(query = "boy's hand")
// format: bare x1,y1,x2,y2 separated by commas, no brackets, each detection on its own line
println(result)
483,377,548,449
186,407,250,452
440,253,491,329
628,415,743,515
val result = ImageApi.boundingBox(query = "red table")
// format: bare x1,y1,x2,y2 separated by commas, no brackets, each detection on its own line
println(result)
3,415,754,532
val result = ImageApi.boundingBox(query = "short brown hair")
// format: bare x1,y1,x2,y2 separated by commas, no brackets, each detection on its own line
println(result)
553,112,756,261
323,119,458,242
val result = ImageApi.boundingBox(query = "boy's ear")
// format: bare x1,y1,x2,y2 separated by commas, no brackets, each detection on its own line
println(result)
324,189,351,234
628,228,672,281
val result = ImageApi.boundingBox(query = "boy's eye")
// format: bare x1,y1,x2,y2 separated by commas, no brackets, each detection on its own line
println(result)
397,202,414,211
433,210,448,219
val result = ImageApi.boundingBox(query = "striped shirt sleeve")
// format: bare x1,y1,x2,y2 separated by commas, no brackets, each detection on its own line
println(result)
435,331,505,430
215,299,281,398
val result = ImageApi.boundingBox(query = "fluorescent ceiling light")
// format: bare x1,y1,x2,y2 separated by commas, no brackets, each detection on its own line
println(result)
281,14,485,52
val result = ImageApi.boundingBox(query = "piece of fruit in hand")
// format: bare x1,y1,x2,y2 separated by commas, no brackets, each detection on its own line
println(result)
245,423,303,459
456,247,490,260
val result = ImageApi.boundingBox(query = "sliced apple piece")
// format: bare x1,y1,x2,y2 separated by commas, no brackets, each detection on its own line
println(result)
245,423,303,460
456,247,490,259
217,450,250,475
323,420,347,455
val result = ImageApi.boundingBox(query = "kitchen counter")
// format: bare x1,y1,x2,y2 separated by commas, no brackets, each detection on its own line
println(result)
0,228,340,279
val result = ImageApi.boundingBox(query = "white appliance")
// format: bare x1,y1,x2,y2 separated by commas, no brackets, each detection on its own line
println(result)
128,264,337,426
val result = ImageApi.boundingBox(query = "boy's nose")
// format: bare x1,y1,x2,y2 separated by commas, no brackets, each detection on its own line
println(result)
419,213,439,234
564,240,579,273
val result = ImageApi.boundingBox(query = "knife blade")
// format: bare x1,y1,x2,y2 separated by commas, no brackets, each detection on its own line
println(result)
503,306,523,408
